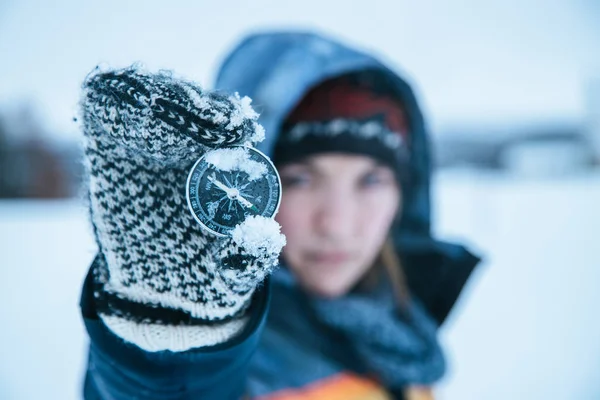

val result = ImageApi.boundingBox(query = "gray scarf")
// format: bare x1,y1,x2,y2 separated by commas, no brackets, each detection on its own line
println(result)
272,267,446,390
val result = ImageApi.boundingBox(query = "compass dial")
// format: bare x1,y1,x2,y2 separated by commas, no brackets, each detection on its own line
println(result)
186,146,281,237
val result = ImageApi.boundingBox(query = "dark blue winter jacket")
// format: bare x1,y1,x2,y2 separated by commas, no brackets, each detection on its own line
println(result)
80,31,479,400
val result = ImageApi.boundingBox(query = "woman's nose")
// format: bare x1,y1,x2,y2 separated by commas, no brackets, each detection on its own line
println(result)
314,191,357,240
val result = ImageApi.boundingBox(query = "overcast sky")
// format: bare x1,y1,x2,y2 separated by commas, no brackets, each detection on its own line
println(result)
1,0,599,140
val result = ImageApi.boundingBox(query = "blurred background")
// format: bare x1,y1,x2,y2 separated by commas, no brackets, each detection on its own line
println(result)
1,0,599,399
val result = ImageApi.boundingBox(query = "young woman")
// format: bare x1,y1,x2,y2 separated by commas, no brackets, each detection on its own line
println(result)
79,31,479,400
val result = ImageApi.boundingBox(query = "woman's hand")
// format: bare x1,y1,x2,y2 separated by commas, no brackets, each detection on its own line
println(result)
81,66,285,329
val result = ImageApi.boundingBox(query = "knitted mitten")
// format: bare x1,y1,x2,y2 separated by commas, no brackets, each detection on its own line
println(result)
80,66,285,351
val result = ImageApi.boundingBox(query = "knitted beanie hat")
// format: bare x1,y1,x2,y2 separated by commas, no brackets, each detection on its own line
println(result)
273,75,410,176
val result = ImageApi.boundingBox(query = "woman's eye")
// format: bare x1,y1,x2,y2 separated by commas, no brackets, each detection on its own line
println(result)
360,173,383,186
360,171,392,188
281,174,311,188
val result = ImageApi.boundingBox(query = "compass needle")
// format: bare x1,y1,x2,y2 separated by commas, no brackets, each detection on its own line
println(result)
239,181,252,190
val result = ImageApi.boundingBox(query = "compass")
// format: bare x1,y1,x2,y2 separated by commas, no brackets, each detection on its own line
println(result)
186,146,282,237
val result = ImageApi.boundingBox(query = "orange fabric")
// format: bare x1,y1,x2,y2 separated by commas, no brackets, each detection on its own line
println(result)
256,373,393,400
404,386,435,400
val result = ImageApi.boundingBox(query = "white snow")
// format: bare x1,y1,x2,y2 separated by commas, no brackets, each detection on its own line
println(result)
205,147,267,181
432,170,600,400
231,215,286,258
225,93,265,145
0,200,95,400
225,93,258,130
248,123,266,145
207,200,220,219
1,172,600,399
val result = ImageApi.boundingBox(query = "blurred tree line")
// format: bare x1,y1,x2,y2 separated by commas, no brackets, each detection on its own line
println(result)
0,104,82,198
0,97,596,200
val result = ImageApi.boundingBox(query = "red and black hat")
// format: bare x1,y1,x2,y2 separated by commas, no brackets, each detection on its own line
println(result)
273,76,410,175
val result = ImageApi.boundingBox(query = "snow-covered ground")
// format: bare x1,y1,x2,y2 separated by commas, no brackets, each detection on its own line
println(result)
0,200,95,400
433,171,600,399
1,171,599,399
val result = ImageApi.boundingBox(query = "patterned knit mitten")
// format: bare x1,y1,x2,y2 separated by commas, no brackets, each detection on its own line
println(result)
80,66,285,351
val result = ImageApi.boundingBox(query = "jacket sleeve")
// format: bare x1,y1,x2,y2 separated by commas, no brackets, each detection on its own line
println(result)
79,263,270,400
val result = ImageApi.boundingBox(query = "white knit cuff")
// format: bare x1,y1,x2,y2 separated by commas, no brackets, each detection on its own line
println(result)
99,313,250,352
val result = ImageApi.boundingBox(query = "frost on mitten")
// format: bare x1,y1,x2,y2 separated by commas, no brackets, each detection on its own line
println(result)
80,66,285,333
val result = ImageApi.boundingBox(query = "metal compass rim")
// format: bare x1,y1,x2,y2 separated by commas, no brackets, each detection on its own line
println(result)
185,145,282,237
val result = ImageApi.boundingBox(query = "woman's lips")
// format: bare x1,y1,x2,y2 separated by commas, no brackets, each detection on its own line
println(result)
307,252,352,264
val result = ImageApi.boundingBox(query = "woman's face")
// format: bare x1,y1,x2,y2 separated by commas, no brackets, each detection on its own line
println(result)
276,154,401,298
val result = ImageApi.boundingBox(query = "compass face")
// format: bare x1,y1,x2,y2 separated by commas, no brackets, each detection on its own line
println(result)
186,146,281,237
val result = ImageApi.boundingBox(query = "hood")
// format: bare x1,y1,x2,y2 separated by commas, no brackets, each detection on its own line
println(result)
214,31,480,325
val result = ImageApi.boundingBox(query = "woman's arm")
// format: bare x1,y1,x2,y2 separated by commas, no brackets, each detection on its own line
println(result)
80,260,270,400
77,66,283,399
